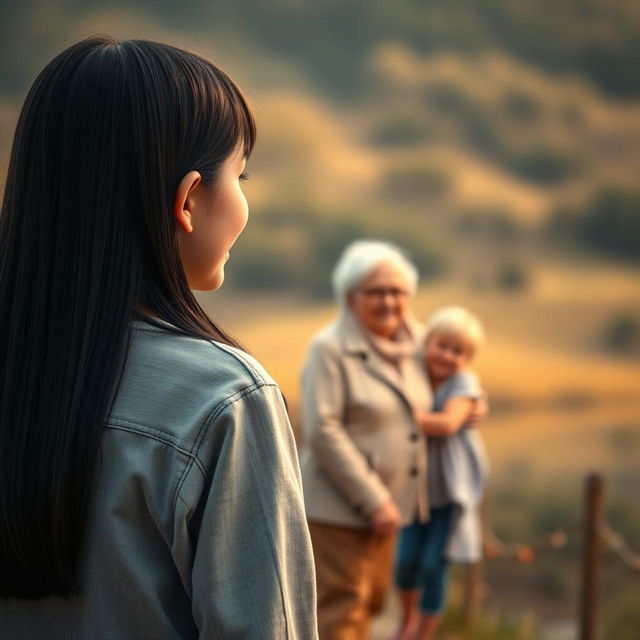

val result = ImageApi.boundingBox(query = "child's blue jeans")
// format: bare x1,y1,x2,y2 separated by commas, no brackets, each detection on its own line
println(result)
394,504,454,614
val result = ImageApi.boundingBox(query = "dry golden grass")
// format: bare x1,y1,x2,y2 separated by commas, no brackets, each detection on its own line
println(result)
379,146,551,225
483,402,640,481
247,92,380,209
204,261,640,418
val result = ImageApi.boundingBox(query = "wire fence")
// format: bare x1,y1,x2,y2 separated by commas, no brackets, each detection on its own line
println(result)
483,521,580,564
482,519,640,572
462,473,639,639
597,522,640,573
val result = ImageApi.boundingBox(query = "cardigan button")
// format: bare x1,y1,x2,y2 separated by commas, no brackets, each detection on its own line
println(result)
409,468,418,477
409,433,418,442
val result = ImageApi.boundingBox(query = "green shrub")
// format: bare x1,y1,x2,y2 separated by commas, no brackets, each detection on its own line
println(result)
306,217,371,298
367,114,434,147
225,230,303,291
600,312,640,354
582,189,640,261
225,206,448,297
423,82,477,120
548,188,640,262
306,216,447,298
382,165,452,199
534,564,573,599
385,230,446,282
442,599,541,639
505,144,584,185
502,89,542,124
603,591,640,640
227,247,299,290
456,207,521,241
495,261,530,292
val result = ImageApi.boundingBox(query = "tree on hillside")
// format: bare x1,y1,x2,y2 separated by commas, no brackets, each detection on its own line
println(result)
549,187,640,262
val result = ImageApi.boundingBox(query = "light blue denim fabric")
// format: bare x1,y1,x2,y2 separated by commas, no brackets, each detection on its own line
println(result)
1,319,318,639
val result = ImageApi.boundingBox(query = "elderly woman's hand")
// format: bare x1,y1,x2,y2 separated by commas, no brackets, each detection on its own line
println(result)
370,498,401,536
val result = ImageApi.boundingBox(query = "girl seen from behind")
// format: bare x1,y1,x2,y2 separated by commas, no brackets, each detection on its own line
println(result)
0,37,317,639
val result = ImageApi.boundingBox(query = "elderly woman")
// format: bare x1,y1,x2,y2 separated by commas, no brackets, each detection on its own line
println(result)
300,240,431,639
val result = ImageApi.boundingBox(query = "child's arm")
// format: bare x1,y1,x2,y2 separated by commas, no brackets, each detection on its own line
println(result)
468,392,489,425
414,396,475,437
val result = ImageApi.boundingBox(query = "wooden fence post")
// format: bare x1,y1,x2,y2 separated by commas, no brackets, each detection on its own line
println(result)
463,562,483,627
578,472,604,640
464,493,490,628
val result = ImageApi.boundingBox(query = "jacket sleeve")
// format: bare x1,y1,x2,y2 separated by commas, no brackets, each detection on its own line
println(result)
187,383,318,639
302,338,390,517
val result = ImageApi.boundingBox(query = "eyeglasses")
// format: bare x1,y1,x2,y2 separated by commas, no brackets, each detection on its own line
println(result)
357,287,410,300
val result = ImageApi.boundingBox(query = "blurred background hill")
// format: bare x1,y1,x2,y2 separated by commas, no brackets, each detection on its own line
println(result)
2,0,639,296
1,2,639,638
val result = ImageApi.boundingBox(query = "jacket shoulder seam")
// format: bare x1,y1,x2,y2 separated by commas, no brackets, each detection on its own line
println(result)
104,420,206,476
173,381,279,511
205,340,271,385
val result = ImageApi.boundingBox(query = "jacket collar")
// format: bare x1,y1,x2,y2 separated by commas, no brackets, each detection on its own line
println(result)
337,310,424,355
337,311,426,406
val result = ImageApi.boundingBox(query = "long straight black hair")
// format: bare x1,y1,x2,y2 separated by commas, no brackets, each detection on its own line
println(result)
0,36,256,599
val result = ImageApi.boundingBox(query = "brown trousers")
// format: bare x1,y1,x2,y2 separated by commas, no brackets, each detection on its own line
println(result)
309,521,396,640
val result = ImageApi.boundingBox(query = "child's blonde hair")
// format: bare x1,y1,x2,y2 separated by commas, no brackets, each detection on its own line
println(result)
425,306,485,355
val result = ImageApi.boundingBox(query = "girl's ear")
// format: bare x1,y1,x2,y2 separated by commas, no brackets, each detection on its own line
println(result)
174,171,201,233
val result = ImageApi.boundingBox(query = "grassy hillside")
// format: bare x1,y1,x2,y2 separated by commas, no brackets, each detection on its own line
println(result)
2,8,639,276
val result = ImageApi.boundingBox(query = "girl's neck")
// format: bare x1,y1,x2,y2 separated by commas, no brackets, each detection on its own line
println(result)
134,305,159,320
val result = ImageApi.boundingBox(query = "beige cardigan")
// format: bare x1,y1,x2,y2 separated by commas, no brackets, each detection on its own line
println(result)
300,312,432,528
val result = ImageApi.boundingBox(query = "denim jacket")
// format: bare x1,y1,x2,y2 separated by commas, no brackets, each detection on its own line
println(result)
2,319,318,639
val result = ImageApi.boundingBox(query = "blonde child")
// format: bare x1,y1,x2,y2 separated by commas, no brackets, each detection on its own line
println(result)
393,306,489,640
